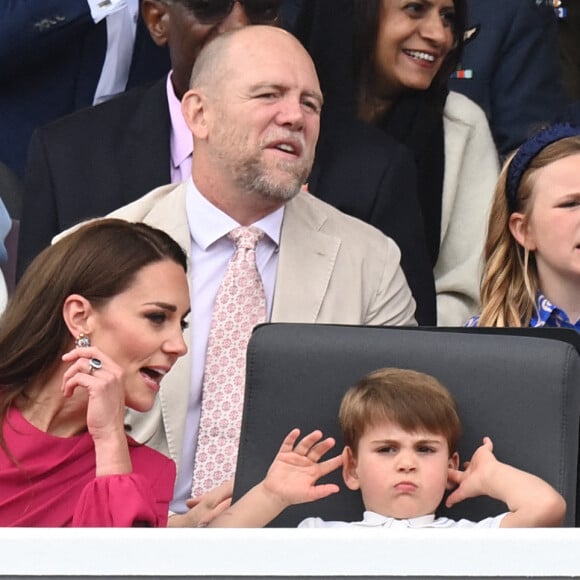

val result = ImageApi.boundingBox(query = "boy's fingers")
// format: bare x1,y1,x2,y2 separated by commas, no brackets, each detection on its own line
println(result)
293,430,324,455
278,428,301,453
319,454,343,476
311,483,340,501
308,437,336,461
447,468,463,485
445,484,469,507
445,491,459,508
482,436,493,451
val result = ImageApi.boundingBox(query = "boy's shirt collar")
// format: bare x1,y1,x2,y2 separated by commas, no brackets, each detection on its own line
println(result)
355,511,436,528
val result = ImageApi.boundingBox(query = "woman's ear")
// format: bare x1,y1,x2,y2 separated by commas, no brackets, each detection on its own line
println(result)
509,212,537,251
141,0,171,47
342,446,361,490
446,451,460,490
62,294,95,340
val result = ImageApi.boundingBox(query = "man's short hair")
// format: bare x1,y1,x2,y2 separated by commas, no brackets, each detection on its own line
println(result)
339,368,462,456
188,29,236,91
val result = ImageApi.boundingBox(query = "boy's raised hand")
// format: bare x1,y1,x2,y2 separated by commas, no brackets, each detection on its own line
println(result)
209,429,343,528
445,436,566,527
262,428,343,506
445,436,496,508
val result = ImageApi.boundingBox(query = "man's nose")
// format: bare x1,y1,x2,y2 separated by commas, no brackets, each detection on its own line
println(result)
275,97,305,129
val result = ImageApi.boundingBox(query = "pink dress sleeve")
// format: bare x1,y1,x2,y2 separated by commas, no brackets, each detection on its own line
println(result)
72,474,164,527
72,447,176,527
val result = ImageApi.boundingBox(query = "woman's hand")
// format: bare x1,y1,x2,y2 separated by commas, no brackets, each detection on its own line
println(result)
168,481,234,528
61,346,131,476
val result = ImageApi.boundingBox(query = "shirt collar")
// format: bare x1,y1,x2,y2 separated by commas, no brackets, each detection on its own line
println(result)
531,292,580,328
358,511,436,528
167,73,194,171
185,179,284,250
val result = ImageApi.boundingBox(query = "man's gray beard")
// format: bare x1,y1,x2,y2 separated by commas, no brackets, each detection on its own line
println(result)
234,156,310,202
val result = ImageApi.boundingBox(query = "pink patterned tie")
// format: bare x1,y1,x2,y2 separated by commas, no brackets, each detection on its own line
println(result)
192,226,266,496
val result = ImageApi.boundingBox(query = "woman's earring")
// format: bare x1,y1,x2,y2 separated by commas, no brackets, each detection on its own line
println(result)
75,333,90,348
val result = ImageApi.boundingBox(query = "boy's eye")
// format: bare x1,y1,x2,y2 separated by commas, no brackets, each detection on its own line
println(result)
417,445,436,454
377,446,397,454
181,319,190,332
558,199,580,208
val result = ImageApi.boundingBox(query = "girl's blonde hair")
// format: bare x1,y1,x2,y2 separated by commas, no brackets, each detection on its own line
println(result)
478,135,580,326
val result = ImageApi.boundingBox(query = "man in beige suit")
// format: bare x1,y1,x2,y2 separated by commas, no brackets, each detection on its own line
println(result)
107,25,416,525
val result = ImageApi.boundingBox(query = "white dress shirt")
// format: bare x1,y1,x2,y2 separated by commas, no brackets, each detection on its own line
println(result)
299,510,508,528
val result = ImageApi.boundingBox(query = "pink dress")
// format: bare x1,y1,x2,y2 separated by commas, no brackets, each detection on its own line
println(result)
0,407,175,527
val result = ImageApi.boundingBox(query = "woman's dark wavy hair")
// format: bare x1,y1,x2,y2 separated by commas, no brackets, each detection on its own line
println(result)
0,219,187,440
352,0,467,111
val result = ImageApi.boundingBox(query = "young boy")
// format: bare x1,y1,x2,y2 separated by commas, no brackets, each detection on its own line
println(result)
210,368,566,528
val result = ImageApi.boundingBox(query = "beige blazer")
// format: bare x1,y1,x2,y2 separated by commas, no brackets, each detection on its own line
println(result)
107,182,416,476
436,92,500,326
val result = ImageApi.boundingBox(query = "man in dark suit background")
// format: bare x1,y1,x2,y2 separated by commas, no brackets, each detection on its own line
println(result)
307,118,436,325
557,0,580,102
18,0,281,278
0,1,170,178
449,0,567,156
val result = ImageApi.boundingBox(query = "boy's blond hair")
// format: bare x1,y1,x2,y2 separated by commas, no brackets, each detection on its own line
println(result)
339,368,462,455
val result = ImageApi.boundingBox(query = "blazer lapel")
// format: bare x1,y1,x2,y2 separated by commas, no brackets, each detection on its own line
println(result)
272,193,341,322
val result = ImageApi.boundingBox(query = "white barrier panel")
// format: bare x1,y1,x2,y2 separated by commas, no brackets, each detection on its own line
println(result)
0,528,580,578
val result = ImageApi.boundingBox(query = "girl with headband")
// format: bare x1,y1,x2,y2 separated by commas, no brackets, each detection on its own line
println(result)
467,123,580,328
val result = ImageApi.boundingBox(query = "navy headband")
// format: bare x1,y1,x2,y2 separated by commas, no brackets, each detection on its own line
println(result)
506,123,580,212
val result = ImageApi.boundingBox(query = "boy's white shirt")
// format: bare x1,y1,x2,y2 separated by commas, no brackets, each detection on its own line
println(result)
298,510,508,528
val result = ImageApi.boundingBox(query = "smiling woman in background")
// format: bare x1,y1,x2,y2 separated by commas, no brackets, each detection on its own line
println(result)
297,0,500,326
0,219,190,527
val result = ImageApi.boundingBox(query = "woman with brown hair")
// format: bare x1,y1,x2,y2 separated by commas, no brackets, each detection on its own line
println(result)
0,219,190,526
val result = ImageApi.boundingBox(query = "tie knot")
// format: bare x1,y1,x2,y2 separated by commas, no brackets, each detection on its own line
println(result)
228,226,264,250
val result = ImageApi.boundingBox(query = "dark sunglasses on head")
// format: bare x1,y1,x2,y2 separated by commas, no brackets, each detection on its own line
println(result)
181,0,281,24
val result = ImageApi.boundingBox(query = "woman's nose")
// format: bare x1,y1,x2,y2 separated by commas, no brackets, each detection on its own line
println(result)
419,12,449,46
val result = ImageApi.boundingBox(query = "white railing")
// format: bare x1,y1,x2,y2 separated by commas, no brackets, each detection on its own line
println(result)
1,528,580,578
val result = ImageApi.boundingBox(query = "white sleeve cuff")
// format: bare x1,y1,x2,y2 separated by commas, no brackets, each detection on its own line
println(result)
87,0,129,24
